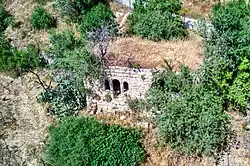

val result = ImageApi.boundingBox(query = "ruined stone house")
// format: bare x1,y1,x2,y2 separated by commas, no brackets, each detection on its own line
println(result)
87,66,154,113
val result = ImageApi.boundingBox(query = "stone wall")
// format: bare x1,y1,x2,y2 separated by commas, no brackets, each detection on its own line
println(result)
87,66,154,113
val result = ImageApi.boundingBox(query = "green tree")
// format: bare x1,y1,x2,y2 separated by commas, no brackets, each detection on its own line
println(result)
79,3,117,38
38,30,101,117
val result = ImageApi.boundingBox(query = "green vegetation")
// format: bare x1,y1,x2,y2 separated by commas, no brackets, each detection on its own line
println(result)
128,0,186,41
31,6,56,29
148,66,230,156
38,30,100,117
47,30,81,57
0,36,41,74
144,0,250,157
53,0,101,22
79,3,117,38
48,30,101,81
38,74,87,117
0,3,13,32
202,0,250,112
38,3,116,117
45,117,146,166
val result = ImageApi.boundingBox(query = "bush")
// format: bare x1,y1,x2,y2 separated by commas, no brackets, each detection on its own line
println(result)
38,74,87,117
53,0,101,22
0,3,12,32
0,37,41,74
148,65,231,156
200,0,250,112
45,117,146,166
211,0,250,34
31,7,55,29
130,11,186,41
156,86,230,156
39,47,101,117
79,3,117,38
128,0,186,41
227,57,250,111
47,30,80,57
52,47,101,80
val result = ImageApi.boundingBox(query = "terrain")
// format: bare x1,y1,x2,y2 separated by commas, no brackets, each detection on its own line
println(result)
1,0,250,166
1,72,250,165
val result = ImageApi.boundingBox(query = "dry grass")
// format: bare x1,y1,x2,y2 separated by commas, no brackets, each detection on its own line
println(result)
109,32,204,70
182,0,217,19
4,0,80,49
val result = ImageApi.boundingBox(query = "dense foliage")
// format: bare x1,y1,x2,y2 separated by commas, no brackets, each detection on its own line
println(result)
52,47,101,80
38,30,100,117
38,74,86,117
79,3,117,38
53,0,101,22
47,30,101,78
201,0,250,112
31,7,55,29
47,30,81,57
0,36,41,74
148,66,231,156
145,0,250,156
0,3,12,32
127,0,186,41
45,117,146,166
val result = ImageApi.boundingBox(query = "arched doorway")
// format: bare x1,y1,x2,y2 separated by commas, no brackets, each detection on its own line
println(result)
123,82,129,92
112,79,121,96
104,80,110,90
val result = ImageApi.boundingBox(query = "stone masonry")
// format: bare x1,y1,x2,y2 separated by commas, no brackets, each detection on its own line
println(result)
87,66,154,113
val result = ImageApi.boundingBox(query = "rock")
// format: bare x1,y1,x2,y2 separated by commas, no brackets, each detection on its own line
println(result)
244,124,250,131
137,122,149,128
120,115,126,120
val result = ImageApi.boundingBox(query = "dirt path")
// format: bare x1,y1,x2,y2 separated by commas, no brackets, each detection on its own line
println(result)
0,73,50,166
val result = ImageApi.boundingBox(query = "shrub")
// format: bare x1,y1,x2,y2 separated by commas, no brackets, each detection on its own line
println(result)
133,0,182,14
156,85,230,156
38,74,87,117
53,0,101,22
0,38,41,74
39,47,101,117
127,98,150,112
200,0,250,112
45,117,146,166
47,30,80,57
0,3,12,32
128,0,186,41
148,65,231,156
227,57,250,111
211,0,250,34
31,7,55,29
79,3,117,38
52,47,101,80
130,11,186,41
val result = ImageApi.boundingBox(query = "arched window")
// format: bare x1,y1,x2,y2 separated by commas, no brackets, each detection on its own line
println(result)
123,82,129,92
112,79,121,96
104,80,110,90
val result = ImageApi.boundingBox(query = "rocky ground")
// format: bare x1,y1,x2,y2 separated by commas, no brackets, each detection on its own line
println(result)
0,72,50,166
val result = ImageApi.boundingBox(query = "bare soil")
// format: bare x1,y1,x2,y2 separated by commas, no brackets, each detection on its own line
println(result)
0,72,51,166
